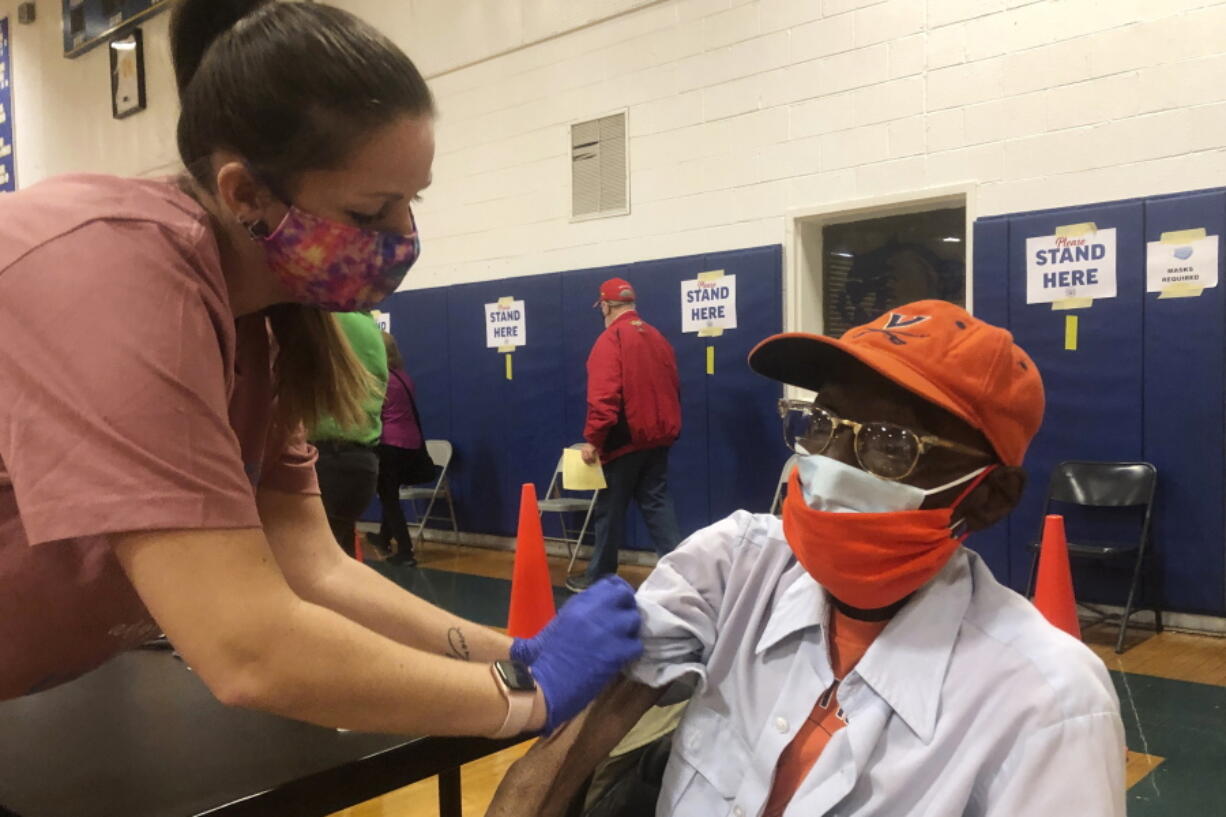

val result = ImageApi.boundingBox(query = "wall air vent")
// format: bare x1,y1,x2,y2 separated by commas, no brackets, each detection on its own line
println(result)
571,112,628,220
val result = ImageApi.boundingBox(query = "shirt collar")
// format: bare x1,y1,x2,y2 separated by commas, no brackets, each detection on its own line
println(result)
850,549,972,743
755,560,828,656
754,549,974,744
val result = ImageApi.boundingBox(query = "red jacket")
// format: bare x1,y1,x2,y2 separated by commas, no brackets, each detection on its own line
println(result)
584,311,682,463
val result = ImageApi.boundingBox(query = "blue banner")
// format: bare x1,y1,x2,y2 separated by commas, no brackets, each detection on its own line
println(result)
0,18,12,192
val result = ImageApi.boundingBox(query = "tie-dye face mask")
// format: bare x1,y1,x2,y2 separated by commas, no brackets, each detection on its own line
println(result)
260,205,420,312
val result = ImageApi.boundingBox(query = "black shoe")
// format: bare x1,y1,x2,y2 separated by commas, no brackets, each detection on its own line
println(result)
565,575,594,593
387,546,417,567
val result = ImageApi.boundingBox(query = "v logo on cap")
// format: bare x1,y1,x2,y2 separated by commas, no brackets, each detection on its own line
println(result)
883,313,930,330
855,312,931,346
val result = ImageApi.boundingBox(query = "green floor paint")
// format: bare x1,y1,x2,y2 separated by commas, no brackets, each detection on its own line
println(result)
373,561,1226,815
1114,671,1226,816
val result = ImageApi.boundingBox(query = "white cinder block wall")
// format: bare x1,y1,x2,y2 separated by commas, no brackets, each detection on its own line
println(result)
7,0,1226,293
333,0,1226,291
0,2,178,184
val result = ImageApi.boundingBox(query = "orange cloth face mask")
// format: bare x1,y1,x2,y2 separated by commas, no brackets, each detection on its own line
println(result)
781,466,992,610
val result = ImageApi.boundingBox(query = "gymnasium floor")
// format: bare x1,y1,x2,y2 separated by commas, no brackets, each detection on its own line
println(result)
330,540,1226,817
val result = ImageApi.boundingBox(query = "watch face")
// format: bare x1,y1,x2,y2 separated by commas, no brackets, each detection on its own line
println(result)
495,660,536,692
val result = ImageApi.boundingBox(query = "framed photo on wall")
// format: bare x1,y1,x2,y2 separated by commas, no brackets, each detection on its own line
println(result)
63,0,172,58
109,28,145,119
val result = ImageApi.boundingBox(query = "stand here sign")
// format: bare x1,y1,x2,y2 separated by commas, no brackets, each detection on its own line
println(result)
485,299,527,349
681,274,738,334
1026,228,1118,305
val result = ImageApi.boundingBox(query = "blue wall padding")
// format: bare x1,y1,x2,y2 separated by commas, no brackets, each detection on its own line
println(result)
1008,201,1146,602
703,249,786,522
441,274,567,537
974,188,1226,616
966,218,1013,582
1143,190,1226,614
500,273,568,537
389,285,452,442
367,246,785,551
441,279,517,535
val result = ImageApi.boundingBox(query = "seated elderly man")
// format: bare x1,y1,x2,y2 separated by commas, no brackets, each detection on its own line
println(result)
488,300,1124,817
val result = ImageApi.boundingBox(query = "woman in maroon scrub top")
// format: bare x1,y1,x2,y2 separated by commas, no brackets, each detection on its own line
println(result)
0,0,640,740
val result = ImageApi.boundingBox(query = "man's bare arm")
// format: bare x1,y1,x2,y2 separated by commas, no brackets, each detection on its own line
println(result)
486,678,665,817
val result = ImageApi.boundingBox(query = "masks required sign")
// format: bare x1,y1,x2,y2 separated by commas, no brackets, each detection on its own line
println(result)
1147,232,1218,295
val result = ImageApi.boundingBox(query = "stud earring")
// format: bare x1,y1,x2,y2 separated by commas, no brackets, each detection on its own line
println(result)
240,218,271,241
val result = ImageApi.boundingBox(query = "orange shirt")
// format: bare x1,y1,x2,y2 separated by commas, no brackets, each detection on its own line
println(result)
762,610,889,817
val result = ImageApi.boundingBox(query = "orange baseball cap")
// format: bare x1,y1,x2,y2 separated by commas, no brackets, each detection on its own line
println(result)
594,277,636,307
748,300,1045,466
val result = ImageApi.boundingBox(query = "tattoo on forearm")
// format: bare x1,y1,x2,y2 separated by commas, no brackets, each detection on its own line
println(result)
446,627,470,661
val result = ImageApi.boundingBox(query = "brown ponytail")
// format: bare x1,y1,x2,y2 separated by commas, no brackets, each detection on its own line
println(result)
266,305,371,432
168,0,432,432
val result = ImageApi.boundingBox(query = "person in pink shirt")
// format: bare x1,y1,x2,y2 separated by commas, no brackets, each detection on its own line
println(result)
0,0,641,741
375,331,434,566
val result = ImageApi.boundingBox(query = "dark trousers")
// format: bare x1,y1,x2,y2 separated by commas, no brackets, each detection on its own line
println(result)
376,443,422,554
586,446,682,580
313,441,379,556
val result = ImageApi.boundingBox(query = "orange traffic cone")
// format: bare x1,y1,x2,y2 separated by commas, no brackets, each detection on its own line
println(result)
507,483,557,638
1033,514,1081,639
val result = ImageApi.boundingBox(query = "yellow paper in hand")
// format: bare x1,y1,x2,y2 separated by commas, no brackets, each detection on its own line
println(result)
562,448,607,491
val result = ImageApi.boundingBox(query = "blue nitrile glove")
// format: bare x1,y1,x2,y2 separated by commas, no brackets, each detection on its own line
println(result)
509,575,643,733
508,631,542,666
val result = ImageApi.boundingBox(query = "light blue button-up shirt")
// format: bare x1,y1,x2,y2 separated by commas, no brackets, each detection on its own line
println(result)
629,510,1125,817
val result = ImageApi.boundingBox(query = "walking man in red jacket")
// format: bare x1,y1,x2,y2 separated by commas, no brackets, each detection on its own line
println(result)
567,278,683,593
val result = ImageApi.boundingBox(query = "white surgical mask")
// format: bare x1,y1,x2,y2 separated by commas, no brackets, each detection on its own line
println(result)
796,452,987,515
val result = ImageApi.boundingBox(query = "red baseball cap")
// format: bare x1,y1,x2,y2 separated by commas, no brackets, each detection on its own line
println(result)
748,300,1045,466
594,277,636,307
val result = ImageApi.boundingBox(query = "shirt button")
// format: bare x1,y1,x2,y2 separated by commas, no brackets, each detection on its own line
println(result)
733,807,745,817
775,716,789,733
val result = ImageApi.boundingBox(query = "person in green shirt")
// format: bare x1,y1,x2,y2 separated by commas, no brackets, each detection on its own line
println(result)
310,311,389,555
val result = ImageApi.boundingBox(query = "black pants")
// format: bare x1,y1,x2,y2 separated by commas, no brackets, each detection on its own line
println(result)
376,443,433,554
586,447,682,580
313,441,379,556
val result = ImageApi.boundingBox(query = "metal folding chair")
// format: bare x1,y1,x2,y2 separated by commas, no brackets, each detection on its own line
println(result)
1025,460,1162,653
398,439,459,546
537,444,601,576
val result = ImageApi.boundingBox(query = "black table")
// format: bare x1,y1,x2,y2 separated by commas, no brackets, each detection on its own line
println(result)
0,651,523,817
